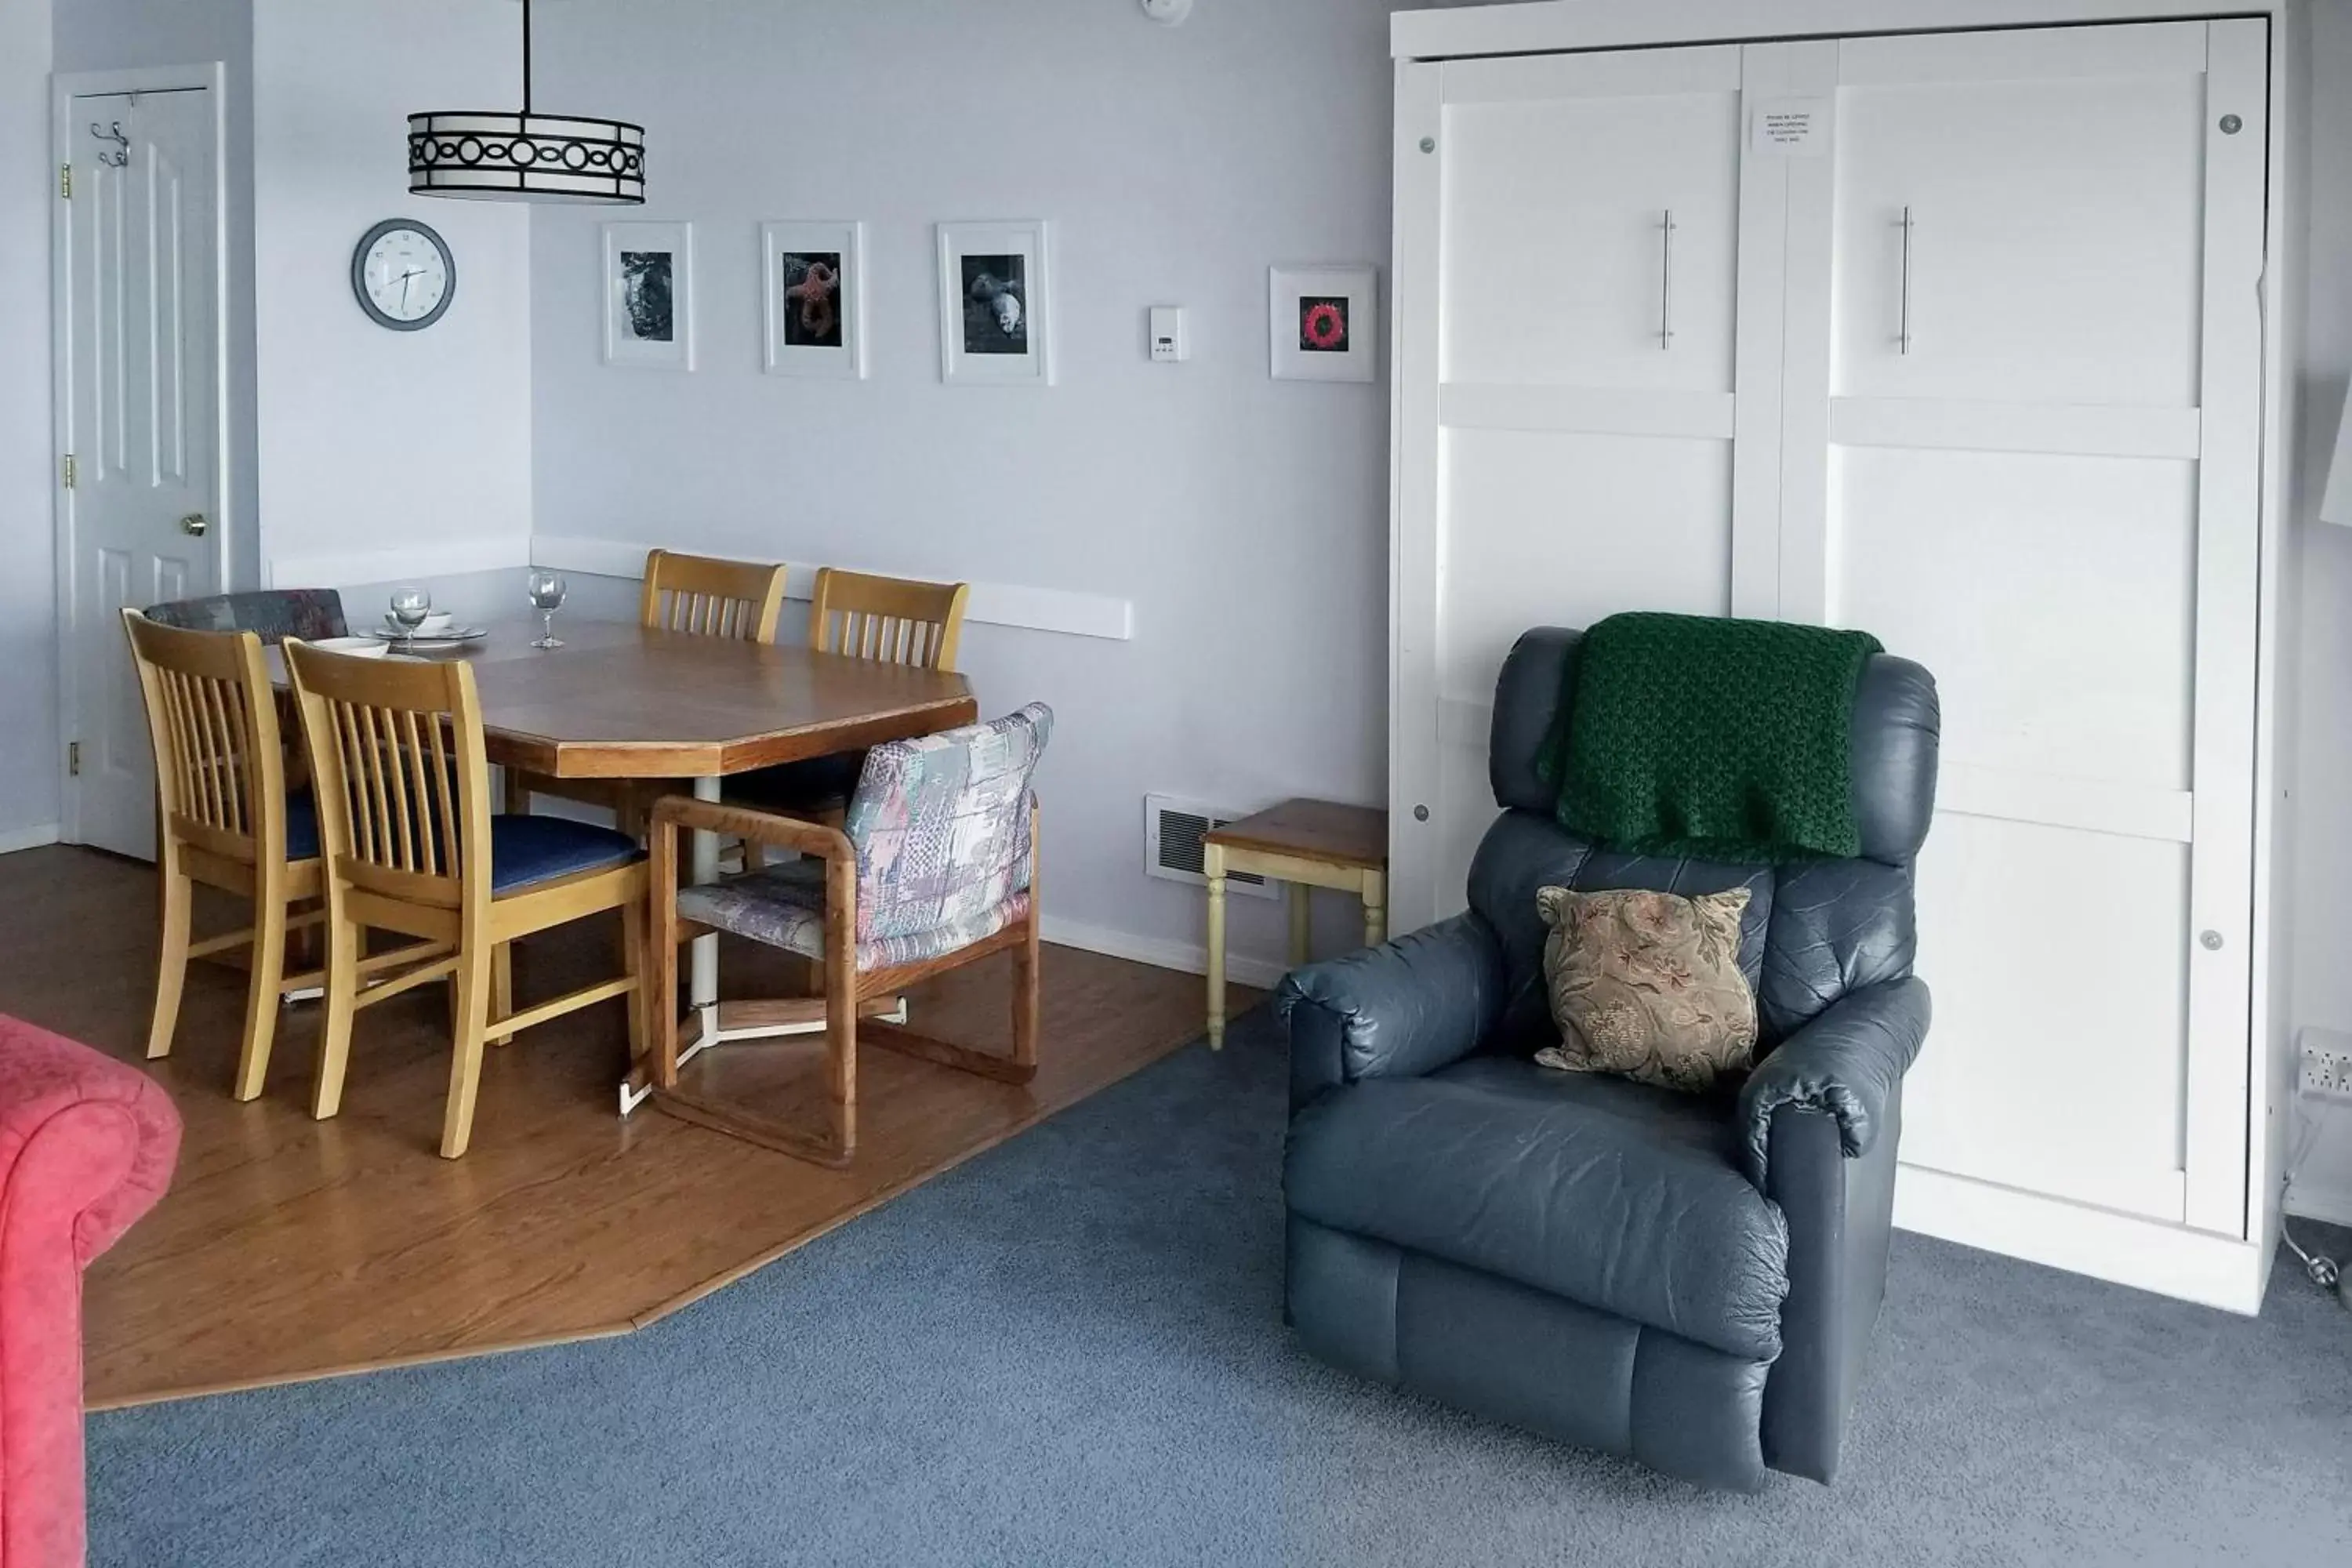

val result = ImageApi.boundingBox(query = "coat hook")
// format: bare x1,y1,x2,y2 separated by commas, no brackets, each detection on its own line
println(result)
90,120,130,168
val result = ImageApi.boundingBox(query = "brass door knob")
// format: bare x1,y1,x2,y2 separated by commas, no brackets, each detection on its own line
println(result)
180,513,209,537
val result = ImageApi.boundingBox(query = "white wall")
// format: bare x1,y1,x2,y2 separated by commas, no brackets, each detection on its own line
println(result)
2286,0,2352,1222
249,0,532,589
0,0,56,848
528,0,1396,980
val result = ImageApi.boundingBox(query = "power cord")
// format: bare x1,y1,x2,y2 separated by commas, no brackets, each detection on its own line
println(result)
2281,1095,2352,1312
2279,1218,2342,1294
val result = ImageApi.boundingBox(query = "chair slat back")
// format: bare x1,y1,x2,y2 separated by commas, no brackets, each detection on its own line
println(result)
807,568,970,673
640,550,789,643
842,703,1052,942
122,610,289,863
285,644,491,907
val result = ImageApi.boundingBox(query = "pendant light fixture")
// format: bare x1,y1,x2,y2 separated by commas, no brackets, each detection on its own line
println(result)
408,0,644,204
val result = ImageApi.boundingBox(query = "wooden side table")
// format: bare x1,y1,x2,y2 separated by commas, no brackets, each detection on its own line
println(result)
1203,798,1388,1049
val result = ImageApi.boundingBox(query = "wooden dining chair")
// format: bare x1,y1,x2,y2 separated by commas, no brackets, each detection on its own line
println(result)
125,611,336,1102
728,570,975,852
806,568,969,670
648,703,1053,1167
285,642,650,1158
641,549,789,641
508,550,789,835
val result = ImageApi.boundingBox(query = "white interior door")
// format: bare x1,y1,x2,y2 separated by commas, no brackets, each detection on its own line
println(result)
58,83,223,861
1779,20,2267,1234
1392,44,1791,930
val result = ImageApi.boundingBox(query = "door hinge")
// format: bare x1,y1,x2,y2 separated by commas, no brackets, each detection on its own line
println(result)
67,742,81,779
60,454,76,490
59,162,71,200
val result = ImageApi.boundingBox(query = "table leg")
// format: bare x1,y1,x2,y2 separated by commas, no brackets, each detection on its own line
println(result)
685,775,723,1062
1205,844,1228,1051
1288,884,1312,970
1361,868,1388,949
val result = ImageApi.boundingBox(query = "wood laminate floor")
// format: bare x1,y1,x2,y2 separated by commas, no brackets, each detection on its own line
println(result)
0,847,1247,1408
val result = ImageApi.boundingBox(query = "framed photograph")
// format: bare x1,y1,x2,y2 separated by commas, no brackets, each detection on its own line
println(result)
937,220,1054,387
602,221,695,371
1269,264,1378,383
762,220,866,379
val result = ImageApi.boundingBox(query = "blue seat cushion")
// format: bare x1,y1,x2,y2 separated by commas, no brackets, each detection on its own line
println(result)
285,790,321,862
1284,1056,1790,1361
489,815,644,893
276,795,637,889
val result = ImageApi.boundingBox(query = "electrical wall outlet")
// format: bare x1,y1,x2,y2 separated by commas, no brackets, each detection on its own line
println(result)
2298,1028,2352,1102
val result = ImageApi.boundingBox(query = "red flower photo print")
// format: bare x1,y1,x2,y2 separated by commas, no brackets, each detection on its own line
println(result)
1298,296,1350,353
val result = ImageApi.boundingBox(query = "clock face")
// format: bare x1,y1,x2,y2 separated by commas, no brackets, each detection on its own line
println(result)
352,221,455,330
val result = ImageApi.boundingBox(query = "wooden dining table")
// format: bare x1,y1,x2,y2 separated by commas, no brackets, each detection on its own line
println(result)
270,612,979,1107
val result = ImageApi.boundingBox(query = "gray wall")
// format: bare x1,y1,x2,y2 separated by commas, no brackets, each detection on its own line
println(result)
2286,0,2352,1218
249,0,533,589
0,0,56,846
528,0,1398,978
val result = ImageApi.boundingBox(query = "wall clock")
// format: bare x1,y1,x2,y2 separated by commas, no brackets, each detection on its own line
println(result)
350,218,456,331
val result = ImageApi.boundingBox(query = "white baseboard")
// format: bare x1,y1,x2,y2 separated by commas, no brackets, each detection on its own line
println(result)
532,534,1134,643
2285,1182,2352,1230
1040,914,1290,993
1895,1163,2270,1316
0,823,62,856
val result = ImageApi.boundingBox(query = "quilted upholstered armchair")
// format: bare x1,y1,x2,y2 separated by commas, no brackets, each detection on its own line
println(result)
647,705,1052,1167
1278,627,1939,1491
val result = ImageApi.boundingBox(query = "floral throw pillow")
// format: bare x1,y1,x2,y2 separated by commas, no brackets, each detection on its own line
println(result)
1534,886,1759,1094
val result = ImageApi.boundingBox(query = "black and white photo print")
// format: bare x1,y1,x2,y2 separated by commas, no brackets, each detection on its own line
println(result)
938,222,1053,387
961,256,1029,355
603,221,695,371
620,251,674,343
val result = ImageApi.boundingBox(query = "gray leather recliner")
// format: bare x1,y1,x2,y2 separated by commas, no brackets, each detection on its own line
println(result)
1278,626,1940,1491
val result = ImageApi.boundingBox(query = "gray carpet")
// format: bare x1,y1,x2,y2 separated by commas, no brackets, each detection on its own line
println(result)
88,1011,2352,1567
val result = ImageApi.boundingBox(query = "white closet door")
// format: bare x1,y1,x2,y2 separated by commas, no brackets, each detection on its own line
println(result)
1780,20,2267,1233
1392,45,1787,929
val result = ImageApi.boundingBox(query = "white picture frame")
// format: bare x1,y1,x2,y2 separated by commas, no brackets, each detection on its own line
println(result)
762,220,866,379
602,220,695,371
937,220,1054,387
1269,263,1378,383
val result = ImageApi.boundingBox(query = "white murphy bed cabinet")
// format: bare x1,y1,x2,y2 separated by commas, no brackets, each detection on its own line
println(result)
1388,1,2311,1313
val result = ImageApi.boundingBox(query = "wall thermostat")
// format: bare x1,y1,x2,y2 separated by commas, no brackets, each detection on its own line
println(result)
1149,307,1189,362
1139,0,1194,24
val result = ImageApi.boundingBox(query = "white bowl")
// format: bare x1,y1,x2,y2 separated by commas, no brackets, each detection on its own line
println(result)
383,611,456,637
312,636,390,659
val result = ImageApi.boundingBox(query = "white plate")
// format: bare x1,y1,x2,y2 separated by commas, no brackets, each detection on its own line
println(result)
311,636,390,659
365,626,489,648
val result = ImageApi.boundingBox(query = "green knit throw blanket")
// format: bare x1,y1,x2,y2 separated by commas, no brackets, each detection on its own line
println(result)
1535,612,1884,864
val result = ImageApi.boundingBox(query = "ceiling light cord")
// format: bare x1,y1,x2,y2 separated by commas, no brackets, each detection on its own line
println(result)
521,0,533,115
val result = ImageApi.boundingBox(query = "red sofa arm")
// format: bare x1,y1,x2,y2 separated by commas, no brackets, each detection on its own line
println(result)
0,1016,181,1568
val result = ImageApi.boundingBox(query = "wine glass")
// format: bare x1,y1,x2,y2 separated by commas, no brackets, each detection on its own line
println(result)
387,586,431,649
527,570,568,649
